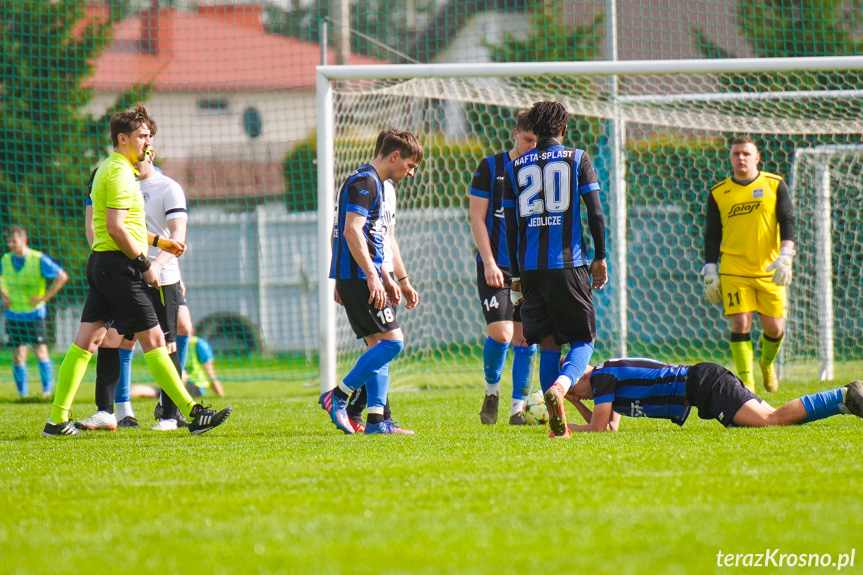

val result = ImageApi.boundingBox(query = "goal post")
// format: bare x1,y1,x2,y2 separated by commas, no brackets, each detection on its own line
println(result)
788,144,863,382
317,56,863,392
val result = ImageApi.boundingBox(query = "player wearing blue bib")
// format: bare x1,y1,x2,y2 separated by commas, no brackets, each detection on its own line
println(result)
558,358,863,436
321,129,423,436
470,110,539,426
502,101,608,438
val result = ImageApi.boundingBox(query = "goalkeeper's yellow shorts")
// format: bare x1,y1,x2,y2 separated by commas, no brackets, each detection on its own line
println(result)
720,275,785,317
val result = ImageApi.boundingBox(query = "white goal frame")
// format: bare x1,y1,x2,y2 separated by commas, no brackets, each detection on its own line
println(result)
316,55,863,392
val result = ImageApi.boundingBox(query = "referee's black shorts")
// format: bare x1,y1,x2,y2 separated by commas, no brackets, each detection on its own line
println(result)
336,278,399,339
520,266,595,346
122,281,183,343
80,251,159,335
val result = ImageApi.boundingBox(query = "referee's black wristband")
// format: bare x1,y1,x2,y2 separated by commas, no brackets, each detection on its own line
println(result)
397,275,408,283
152,235,160,247
132,253,151,273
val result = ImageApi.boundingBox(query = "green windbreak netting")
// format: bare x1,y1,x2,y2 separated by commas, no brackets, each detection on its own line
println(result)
2,0,862,396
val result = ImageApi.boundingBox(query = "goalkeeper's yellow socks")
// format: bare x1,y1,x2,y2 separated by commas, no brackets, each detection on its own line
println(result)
144,347,196,419
759,333,783,392
730,333,755,391
49,344,92,423
760,333,783,367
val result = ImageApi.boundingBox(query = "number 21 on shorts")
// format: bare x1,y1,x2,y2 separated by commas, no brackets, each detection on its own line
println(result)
727,291,741,307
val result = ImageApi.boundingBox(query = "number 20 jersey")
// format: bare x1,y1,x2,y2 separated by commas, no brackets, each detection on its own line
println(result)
503,143,600,271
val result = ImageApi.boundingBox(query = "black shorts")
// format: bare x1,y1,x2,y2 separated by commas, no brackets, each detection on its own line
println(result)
122,282,182,343
476,261,520,324
80,251,159,335
685,362,759,427
336,278,400,339
5,317,48,346
519,266,595,346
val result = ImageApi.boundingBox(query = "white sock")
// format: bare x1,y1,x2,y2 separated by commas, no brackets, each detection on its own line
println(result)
115,401,134,420
511,398,525,415
485,383,500,396
554,375,573,395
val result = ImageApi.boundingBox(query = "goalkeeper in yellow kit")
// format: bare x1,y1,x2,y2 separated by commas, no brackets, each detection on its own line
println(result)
702,136,795,393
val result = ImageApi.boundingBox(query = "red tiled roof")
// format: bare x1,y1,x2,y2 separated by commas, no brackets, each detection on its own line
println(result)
88,6,383,93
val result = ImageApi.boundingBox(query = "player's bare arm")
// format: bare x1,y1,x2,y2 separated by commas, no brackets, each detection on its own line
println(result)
469,195,504,288
149,217,187,277
389,227,418,309
381,270,401,305
146,232,185,257
85,204,95,247
583,189,608,290
343,212,386,309
564,401,616,433
30,269,68,306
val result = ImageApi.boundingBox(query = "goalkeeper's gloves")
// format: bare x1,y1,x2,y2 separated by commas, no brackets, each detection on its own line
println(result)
510,277,524,306
766,247,795,286
701,263,722,304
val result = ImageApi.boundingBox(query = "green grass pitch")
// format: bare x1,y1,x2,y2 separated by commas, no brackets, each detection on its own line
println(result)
0,360,861,574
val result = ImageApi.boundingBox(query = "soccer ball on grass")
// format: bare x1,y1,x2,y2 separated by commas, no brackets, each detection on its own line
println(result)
523,390,548,425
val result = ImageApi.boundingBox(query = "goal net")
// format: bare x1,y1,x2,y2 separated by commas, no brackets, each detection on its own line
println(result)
318,58,863,390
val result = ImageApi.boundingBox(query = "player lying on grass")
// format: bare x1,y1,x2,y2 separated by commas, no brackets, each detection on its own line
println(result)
552,357,863,436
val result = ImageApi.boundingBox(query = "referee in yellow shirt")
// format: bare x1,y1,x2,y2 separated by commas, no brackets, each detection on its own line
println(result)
43,104,231,436
702,136,795,393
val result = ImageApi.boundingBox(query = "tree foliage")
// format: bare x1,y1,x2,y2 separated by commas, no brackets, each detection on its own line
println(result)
264,0,532,63
1,0,148,301
694,0,863,60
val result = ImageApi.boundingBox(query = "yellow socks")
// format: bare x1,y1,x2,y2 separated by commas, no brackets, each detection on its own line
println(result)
760,333,783,367
730,333,755,391
50,344,92,423
144,347,196,419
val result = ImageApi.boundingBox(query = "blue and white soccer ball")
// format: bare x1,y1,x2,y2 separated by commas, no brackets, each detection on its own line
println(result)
523,390,548,425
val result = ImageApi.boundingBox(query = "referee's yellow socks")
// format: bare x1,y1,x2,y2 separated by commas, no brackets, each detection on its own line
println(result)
144,347,196,419
730,333,755,391
50,344,92,423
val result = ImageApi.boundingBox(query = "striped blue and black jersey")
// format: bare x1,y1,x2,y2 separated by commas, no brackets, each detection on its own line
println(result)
502,140,601,271
590,358,692,426
329,164,386,280
470,152,512,268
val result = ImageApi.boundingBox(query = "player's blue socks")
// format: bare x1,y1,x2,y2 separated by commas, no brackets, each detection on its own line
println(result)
559,342,595,388
342,339,404,391
512,344,536,400
800,388,845,423
114,348,135,404
38,360,53,394
539,350,562,393
365,362,390,410
483,337,510,393
13,365,27,396
176,334,190,372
